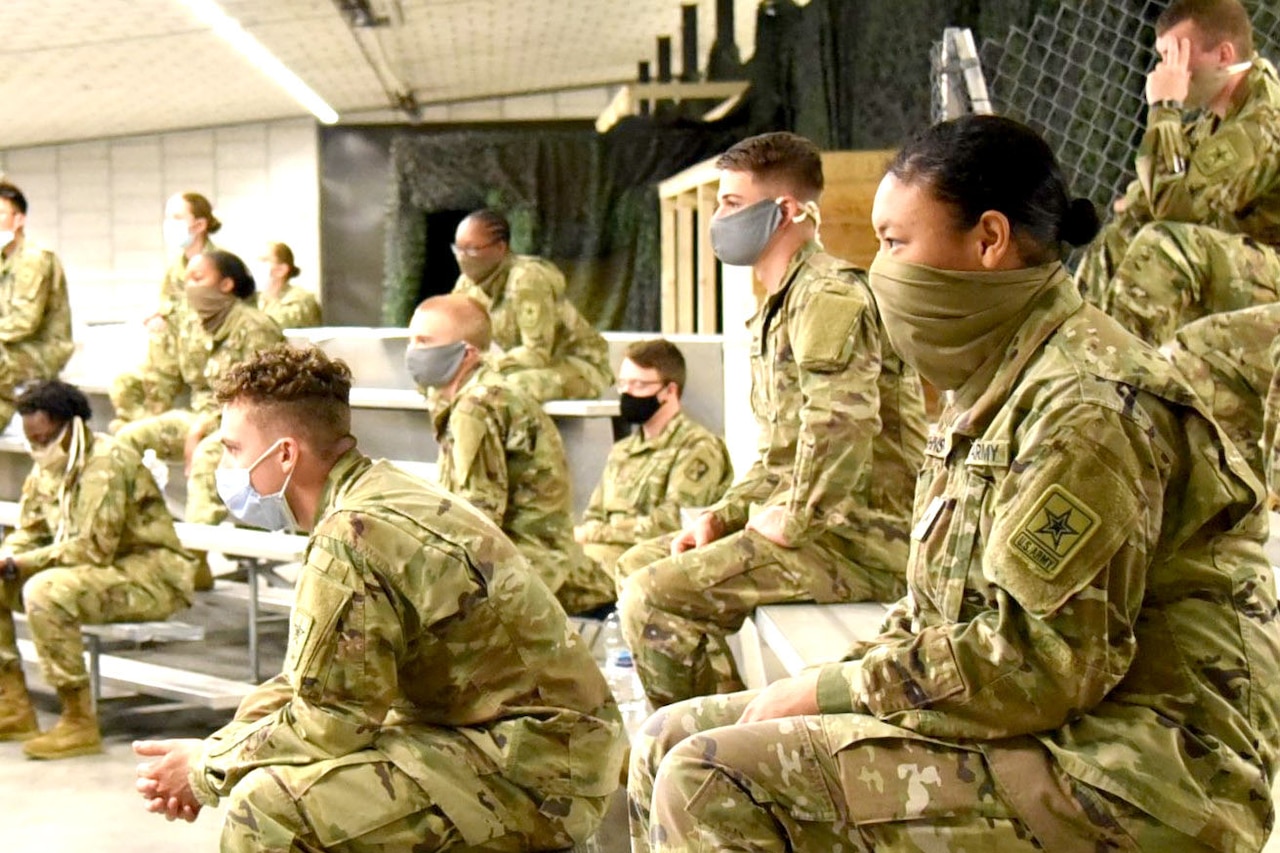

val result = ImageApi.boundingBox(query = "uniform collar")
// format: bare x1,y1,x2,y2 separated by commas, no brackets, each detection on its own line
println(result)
431,359,496,436
623,409,689,452
937,265,1081,444
1226,55,1280,122
470,253,516,300
313,446,372,528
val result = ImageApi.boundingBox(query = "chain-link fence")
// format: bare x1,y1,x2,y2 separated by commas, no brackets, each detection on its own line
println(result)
935,1,1280,209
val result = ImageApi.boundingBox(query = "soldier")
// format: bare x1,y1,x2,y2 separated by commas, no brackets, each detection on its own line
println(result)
450,209,612,402
133,344,627,851
0,181,74,427
252,241,322,330
630,114,1280,852
574,338,733,581
110,250,282,587
1163,302,1280,483
1075,0,1280,344
1265,329,1280,507
0,381,197,760
406,294,610,614
613,132,928,708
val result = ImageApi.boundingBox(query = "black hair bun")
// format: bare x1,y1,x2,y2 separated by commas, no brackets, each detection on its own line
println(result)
1061,197,1101,247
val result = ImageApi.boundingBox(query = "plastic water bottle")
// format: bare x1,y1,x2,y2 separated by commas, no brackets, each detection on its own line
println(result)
600,612,648,735
141,449,169,492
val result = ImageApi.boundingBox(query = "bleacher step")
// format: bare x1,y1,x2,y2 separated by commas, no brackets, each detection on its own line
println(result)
16,638,253,711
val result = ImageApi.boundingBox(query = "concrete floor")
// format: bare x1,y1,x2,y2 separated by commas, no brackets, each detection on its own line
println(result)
1,594,632,853
1,592,1276,853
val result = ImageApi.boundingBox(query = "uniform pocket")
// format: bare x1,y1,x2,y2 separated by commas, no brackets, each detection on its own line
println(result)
286,563,354,694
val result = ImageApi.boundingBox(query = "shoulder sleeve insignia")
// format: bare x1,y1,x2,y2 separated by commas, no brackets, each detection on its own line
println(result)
1009,484,1100,579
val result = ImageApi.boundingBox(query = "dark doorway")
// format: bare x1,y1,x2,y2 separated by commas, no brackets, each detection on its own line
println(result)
417,209,469,306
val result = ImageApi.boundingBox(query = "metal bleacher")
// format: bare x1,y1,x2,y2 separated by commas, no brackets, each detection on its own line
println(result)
0,322,729,712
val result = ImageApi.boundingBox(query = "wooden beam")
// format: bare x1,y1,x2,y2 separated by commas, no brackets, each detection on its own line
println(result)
660,197,678,332
696,182,719,333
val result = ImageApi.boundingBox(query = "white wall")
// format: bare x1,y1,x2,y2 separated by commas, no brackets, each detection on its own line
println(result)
0,118,320,326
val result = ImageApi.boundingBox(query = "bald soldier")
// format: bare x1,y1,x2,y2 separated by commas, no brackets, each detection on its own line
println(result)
450,209,612,402
614,132,928,707
0,181,74,426
0,381,196,760
133,344,626,851
1076,0,1280,343
406,294,612,614
1163,302,1280,485
575,339,733,581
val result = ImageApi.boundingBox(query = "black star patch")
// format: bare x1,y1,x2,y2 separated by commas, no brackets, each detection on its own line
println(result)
1010,485,1099,578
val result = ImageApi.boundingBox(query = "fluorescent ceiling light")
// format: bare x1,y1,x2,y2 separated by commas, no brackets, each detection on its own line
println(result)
175,0,340,124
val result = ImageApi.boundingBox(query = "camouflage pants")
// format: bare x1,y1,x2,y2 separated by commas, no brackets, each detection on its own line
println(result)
1164,303,1280,482
0,561,188,689
0,340,73,429
629,691,1213,853
614,530,905,707
1078,219,1280,344
110,321,181,425
554,546,617,616
114,410,226,524
220,740,604,852
497,356,609,403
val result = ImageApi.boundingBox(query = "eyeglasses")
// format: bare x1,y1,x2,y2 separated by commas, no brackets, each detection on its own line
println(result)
450,240,499,258
616,379,665,394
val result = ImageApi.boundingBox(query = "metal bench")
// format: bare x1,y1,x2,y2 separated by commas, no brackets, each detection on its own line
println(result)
12,616,232,711
176,522,307,681
16,638,251,712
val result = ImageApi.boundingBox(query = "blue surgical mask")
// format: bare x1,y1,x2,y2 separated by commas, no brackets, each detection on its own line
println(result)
214,438,297,532
164,219,194,251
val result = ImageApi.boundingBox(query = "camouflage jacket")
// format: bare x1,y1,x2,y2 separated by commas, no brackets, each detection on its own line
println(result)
453,254,611,389
578,411,733,548
706,241,927,565
156,242,214,319
816,273,1280,851
189,451,626,844
0,237,73,372
139,298,283,421
5,432,195,591
1165,303,1280,483
1266,331,1280,501
432,363,591,591
255,283,321,330
1124,56,1280,246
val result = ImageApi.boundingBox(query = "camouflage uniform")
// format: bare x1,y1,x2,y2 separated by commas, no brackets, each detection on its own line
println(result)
189,450,627,852
453,254,612,402
0,432,196,691
615,242,928,707
630,272,1280,852
112,300,283,523
1077,57,1280,344
433,363,609,614
578,410,733,578
0,238,74,425
1164,302,1280,482
146,242,216,399
254,283,322,330
1266,333,1280,503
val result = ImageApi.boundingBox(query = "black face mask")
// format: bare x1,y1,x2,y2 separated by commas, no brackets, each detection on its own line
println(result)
619,391,663,425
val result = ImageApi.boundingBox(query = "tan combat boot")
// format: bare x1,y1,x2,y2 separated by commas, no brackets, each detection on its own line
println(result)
193,553,214,592
0,665,38,741
23,685,102,759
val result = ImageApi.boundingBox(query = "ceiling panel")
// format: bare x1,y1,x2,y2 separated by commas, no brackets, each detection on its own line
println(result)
2,0,759,148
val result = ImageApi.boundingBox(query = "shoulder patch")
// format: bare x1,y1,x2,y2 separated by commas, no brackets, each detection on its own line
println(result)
1009,484,1100,579
1196,129,1247,178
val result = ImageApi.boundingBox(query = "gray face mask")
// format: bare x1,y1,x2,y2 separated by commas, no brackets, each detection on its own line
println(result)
405,341,469,388
710,198,784,266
